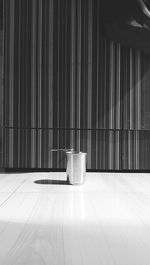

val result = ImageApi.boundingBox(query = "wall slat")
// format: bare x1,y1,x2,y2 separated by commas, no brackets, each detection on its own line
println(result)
2,0,150,170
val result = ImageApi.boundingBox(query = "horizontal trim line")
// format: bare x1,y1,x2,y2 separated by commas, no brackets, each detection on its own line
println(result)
2,168,150,173
1,127,150,132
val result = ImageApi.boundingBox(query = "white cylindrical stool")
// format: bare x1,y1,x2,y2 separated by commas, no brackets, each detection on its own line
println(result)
66,151,87,185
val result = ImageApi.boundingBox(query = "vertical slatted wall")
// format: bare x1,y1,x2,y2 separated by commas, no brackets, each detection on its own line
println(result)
0,0,3,167
2,0,150,170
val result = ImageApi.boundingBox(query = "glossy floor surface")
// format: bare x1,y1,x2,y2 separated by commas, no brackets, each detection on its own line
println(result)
0,172,150,264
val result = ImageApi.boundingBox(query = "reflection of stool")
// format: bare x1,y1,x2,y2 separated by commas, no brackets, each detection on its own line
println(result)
50,149,87,185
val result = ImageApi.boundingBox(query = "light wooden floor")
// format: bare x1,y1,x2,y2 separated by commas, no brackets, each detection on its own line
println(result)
0,172,150,265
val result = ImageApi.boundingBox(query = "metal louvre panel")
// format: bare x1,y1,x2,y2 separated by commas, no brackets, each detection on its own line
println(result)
2,0,150,169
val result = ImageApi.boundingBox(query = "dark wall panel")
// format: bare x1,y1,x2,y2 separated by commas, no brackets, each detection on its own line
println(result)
3,0,150,169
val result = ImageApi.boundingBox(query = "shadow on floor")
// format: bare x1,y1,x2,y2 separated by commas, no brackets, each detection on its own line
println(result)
34,179,69,185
